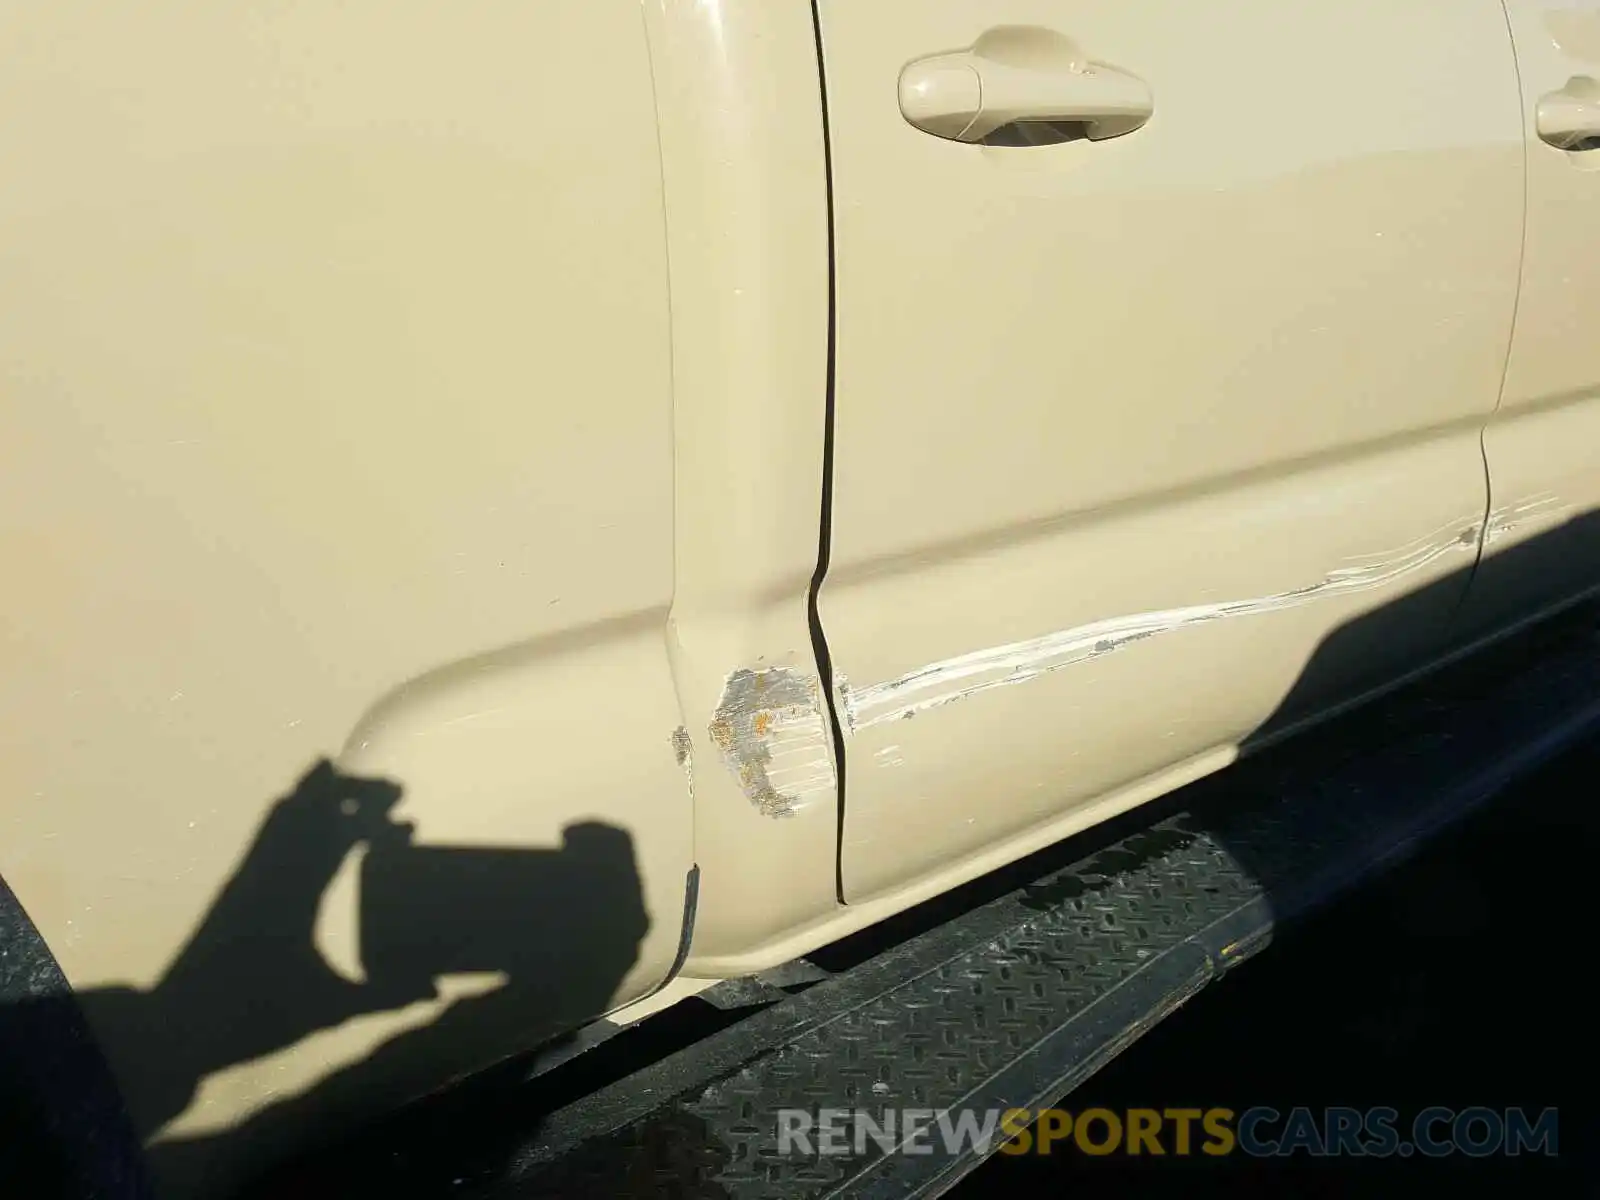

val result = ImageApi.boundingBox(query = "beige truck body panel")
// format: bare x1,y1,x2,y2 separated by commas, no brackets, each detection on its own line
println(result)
0,1,704,1187
1,0,1598,1191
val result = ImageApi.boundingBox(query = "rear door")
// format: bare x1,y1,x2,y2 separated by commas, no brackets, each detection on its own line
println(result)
1462,1,1600,632
812,1,1525,901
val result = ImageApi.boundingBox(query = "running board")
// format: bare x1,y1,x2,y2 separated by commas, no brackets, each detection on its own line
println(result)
361,607,1600,1199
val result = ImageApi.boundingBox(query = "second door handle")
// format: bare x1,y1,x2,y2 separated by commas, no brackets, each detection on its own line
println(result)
1537,77,1600,151
900,26,1153,144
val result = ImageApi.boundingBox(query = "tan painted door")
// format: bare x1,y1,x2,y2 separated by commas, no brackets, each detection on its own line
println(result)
812,1,1526,902
1462,1,1600,631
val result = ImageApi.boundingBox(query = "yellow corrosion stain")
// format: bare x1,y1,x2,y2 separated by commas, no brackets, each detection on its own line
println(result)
753,711,773,736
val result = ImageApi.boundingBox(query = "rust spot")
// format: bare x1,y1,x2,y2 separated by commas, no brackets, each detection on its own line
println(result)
709,666,836,817
671,726,695,800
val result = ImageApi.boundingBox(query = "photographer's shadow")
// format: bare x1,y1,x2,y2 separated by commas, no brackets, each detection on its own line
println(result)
77,760,650,1197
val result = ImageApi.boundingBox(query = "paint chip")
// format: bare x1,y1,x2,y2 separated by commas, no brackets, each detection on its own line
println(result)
671,726,696,803
709,666,836,818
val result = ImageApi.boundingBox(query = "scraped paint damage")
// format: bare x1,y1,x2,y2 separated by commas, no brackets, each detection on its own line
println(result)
1482,492,1572,546
672,725,695,801
839,515,1491,733
709,667,836,817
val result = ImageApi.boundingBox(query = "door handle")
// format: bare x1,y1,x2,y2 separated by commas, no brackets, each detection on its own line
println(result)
899,26,1152,144
1537,77,1600,151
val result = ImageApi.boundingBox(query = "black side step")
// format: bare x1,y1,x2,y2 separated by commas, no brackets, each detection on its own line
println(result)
475,607,1600,1200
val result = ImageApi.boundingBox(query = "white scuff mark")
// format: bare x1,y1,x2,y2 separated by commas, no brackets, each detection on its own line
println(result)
405,707,509,737
709,666,836,818
843,516,1483,733
1482,492,1571,546
874,744,905,769
672,726,695,801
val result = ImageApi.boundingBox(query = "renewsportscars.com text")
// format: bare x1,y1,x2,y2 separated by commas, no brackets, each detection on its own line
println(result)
777,1105,1559,1159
